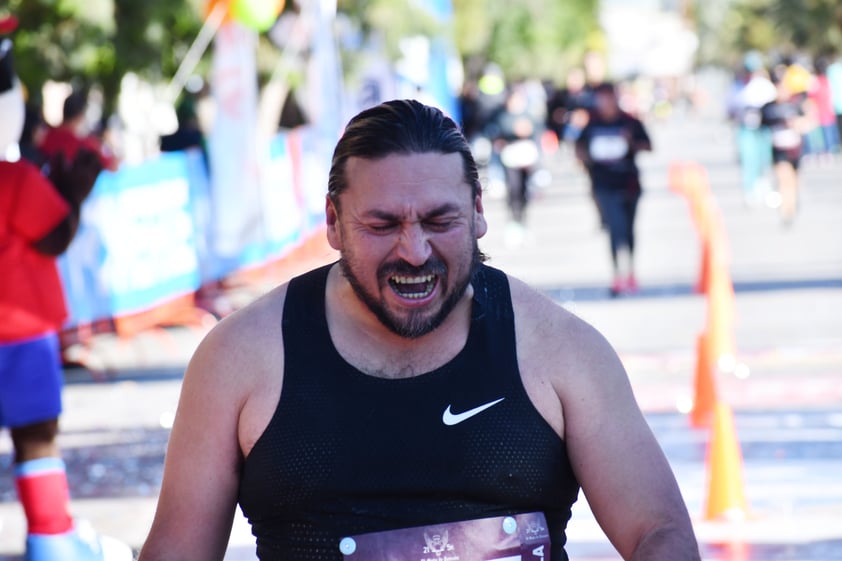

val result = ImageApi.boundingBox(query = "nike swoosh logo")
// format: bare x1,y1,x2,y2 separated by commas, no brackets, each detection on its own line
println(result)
442,397,505,426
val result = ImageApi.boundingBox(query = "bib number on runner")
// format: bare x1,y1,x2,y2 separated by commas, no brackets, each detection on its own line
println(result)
771,127,801,149
589,135,629,162
339,512,551,561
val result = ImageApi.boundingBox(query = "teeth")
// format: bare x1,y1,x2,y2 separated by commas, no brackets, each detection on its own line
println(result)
400,289,433,299
390,274,435,285
389,274,436,299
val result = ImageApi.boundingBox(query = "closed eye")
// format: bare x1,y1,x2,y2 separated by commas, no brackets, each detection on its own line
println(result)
368,223,398,234
424,219,456,232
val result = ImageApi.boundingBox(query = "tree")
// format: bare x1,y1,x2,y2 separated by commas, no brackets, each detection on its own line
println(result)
335,0,600,85
3,0,604,115
2,0,204,113
454,0,600,83
696,0,842,68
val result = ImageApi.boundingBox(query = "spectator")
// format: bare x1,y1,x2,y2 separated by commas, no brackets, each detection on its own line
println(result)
39,89,118,171
160,96,205,153
827,51,842,152
19,103,47,166
807,57,840,158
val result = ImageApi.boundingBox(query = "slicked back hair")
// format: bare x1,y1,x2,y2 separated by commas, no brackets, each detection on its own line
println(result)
327,99,480,209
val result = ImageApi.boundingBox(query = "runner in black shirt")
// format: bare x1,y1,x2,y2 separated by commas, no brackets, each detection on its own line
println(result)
139,100,698,561
575,83,652,296
761,78,813,224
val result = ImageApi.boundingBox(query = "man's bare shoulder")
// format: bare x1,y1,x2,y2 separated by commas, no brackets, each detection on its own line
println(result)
506,274,625,391
506,274,606,350
190,282,290,380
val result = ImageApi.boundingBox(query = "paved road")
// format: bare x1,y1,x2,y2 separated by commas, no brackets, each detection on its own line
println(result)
1,111,841,559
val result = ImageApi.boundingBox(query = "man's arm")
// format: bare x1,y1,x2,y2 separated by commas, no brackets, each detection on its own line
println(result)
511,278,699,561
630,119,652,153
559,319,699,561
138,318,254,561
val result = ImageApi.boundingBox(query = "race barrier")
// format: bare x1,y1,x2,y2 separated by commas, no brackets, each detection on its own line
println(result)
669,161,748,521
58,127,328,336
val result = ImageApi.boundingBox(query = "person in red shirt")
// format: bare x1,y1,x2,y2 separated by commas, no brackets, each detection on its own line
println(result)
39,89,118,171
0,23,131,561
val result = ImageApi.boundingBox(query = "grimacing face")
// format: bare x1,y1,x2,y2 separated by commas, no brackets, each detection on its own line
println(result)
326,151,488,339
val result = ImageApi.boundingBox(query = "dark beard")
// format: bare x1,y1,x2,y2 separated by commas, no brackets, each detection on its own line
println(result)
339,243,483,339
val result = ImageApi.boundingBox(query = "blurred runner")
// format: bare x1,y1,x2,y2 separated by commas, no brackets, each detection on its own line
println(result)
730,52,776,205
487,84,543,246
546,68,593,148
762,69,815,224
575,83,652,297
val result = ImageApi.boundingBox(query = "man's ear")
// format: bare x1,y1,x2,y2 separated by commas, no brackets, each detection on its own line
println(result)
326,195,342,251
473,192,488,239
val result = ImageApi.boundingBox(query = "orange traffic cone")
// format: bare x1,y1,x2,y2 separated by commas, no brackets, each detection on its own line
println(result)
690,332,718,428
706,259,737,370
696,222,712,294
705,402,748,520
695,195,729,294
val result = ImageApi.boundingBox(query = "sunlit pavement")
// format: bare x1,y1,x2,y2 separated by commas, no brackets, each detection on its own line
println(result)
1,109,841,560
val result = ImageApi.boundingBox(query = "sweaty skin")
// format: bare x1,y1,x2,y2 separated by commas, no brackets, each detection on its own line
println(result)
139,152,700,561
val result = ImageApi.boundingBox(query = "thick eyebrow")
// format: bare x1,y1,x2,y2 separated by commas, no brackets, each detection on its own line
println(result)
362,203,462,222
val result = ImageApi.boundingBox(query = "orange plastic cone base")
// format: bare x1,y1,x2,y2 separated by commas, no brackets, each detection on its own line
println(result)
705,402,748,520
690,333,718,428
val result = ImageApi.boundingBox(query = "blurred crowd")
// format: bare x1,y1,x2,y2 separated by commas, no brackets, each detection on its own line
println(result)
726,50,842,223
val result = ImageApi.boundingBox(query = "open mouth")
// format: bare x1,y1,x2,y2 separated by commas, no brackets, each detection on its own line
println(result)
388,274,438,300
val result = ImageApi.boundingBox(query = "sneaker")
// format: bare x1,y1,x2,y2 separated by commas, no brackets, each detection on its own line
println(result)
26,520,133,561
610,278,624,297
625,274,639,294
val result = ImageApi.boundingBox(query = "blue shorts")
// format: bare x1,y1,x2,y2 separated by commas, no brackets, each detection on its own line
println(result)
0,333,63,429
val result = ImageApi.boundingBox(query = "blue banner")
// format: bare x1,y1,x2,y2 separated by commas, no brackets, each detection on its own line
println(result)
59,152,202,323
58,130,330,328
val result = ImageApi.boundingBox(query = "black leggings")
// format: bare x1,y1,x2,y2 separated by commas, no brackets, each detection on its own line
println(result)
593,189,640,265
505,166,531,223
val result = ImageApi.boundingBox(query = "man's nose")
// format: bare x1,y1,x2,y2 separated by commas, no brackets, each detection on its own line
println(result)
396,223,432,266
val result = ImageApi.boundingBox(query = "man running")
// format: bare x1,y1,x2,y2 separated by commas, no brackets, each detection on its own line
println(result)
139,100,699,561
575,83,652,296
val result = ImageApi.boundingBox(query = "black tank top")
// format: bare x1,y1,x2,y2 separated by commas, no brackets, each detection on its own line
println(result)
238,263,580,561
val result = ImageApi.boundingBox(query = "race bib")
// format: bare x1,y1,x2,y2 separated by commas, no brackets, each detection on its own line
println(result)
339,512,551,561
589,135,629,162
500,140,540,169
772,127,801,149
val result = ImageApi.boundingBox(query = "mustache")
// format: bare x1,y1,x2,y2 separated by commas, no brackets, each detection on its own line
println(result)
378,258,447,279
